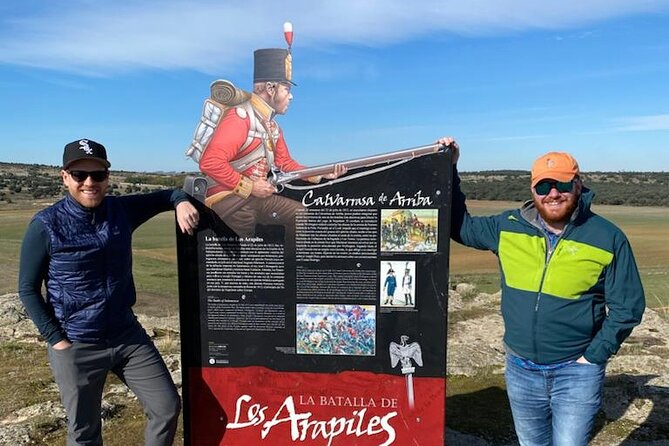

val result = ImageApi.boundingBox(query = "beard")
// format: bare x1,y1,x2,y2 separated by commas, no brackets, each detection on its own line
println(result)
534,194,579,227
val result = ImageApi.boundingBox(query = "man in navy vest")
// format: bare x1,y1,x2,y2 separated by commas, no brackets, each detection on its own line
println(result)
18,139,199,445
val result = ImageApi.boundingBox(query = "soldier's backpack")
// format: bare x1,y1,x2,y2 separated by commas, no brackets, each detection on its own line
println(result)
184,79,252,163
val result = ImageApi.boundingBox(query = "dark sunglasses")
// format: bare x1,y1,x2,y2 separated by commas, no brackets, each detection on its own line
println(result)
534,180,574,196
68,170,109,183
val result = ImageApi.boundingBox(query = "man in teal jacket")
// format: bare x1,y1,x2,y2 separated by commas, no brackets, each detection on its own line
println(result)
440,137,645,446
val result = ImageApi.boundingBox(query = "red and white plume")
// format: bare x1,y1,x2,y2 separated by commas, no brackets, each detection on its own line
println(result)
283,22,293,49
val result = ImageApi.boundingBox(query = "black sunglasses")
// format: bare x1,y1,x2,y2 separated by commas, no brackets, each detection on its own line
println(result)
68,170,109,183
534,180,574,196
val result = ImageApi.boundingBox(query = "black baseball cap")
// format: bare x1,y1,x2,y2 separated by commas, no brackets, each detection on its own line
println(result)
62,139,111,169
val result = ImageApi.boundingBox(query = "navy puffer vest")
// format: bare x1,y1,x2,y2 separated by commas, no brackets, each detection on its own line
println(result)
35,194,137,342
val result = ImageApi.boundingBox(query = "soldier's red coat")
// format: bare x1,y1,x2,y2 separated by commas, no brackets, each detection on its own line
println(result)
199,97,304,198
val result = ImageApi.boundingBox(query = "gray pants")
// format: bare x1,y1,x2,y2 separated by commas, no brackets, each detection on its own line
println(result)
48,325,180,446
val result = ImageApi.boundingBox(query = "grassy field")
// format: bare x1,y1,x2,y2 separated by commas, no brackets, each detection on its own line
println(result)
2,200,668,313
449,200,669,310
0,208,182,317
1,201,667,444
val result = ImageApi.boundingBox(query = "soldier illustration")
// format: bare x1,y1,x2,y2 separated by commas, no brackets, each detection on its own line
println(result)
383,266,397,305
402,263,414,306
185,23,344,239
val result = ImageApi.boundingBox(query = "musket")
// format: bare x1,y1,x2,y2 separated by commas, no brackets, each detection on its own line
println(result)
268,142,447,187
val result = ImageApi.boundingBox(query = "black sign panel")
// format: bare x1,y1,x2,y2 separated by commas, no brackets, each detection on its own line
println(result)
177,150,452,445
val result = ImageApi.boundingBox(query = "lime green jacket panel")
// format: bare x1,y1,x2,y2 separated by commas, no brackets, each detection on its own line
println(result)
499,233,614,300
499,232,545,292
542,240,613,299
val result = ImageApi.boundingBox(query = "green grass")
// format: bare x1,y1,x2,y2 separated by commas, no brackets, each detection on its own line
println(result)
132,212,181,252
450,272,500,295
0,209,34,295
447,371,516,443
131,255,180,317
450,200,669,311
3,201,669,312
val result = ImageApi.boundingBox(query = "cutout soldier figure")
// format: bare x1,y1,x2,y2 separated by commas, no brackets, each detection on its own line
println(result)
190,23,344,239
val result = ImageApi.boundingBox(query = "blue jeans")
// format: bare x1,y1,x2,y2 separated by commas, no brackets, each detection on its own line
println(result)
504,354,606,446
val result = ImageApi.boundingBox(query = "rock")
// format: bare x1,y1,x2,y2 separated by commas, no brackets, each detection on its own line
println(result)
2,287,669,444
448,289,465,311
0,294,40,343
0,423,34,445
1,401,65,425
455,283,477,297
136,314,180,338
0,401,65,445
447,313,506,376
100,400,120,421
448,287,501,312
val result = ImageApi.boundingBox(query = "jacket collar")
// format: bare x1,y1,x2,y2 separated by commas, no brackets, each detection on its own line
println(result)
250,94,276,122
64,193,107,222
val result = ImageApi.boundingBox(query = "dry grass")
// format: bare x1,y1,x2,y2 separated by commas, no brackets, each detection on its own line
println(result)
0,343,57,418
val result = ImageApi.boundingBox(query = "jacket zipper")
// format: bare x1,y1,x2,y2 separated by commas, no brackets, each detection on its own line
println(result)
520,203,580,361
532,232,560,361
91,207,111,342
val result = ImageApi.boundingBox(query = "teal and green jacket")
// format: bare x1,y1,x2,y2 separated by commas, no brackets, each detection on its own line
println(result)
451,168,645,364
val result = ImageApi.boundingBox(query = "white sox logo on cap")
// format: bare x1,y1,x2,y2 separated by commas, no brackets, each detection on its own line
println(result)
79,139,93,155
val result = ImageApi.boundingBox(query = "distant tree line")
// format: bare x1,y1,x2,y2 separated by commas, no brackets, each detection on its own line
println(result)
123,174,186,188
0,164,189,203
0,171,61,200
459,171,669,207
0,162,667,207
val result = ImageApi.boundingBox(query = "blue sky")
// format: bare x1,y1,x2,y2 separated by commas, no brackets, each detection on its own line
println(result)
1,0,668,173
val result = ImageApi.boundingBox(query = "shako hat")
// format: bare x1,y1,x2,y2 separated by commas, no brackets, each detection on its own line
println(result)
253,22,296,85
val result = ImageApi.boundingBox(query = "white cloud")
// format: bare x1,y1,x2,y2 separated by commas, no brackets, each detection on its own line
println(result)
615,114,669,131
0,0,668,75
